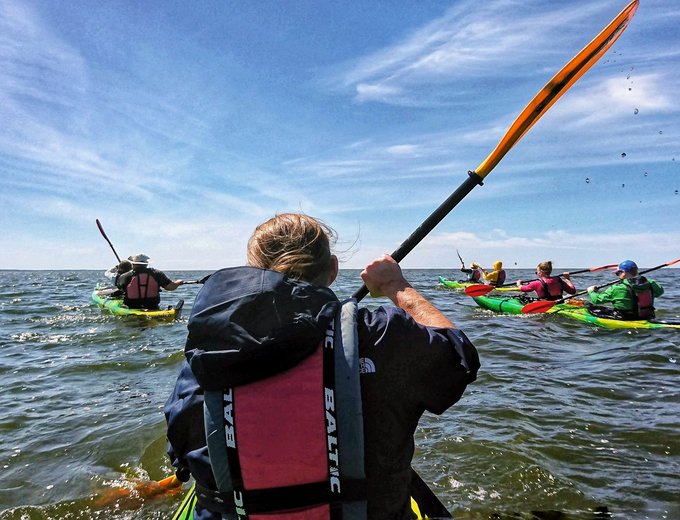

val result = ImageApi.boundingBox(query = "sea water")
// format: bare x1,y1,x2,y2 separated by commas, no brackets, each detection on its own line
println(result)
0,269,678,519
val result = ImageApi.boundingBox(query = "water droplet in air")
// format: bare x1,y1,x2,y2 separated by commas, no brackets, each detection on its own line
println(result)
644,172,648,177
621,153,627,158
634,108,639,115
659,130,663,134
622,184,625,188
675,190,679,195
585,178,590,184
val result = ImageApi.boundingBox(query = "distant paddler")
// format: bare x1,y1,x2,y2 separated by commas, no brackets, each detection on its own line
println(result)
516,261,576,301
586,260,664,320
116,254,185,310
457,250,483,282
480,260,506,287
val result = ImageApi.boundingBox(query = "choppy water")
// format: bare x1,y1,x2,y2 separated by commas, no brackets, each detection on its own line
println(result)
0,268,679,519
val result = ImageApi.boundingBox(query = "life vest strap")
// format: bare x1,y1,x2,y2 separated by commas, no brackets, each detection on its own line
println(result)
194,479,367,515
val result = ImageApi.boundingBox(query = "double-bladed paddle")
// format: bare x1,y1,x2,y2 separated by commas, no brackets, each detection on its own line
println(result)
521,257,680,314
464,263,618,297
353,0,639,301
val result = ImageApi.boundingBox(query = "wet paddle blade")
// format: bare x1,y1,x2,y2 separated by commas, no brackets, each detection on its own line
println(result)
94,475,182,508
474,0,639,178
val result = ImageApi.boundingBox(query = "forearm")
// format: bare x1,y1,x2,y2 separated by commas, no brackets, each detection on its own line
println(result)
164,280,184,291
387,283,455,329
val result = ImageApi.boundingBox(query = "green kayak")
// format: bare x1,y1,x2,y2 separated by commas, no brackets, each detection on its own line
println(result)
91,285,184,321
472,294,680,330
438,276,519,292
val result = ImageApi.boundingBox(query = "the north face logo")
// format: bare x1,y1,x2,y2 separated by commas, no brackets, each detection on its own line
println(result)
359,357,375,374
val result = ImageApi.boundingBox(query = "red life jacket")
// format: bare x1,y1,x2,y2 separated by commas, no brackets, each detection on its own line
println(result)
626,277,655,319
537,276,564,301
492,270,506,286
198,301,367,519
126,272,160,300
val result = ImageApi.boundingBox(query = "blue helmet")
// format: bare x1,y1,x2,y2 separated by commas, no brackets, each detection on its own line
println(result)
615,259,637,274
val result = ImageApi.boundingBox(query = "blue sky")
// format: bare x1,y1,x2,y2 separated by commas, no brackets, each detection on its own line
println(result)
1,0,678,271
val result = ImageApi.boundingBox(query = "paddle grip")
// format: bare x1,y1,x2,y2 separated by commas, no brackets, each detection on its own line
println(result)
352,173,482,302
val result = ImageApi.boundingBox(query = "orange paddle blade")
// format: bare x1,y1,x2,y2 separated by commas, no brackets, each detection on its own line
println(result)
464,284,496,297
94,475,182,508
475,0,639,178
521,300,558,314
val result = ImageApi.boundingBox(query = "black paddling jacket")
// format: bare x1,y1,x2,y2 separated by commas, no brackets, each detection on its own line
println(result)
165,267,479,520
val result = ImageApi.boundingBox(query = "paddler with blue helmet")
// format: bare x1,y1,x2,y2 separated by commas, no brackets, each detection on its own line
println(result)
587,259,664,320
164,213,479,520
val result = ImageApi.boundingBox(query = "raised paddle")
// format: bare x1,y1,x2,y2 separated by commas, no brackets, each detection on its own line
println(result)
353,0,639,301
464,263,618,297
96,218,122,263
521,257,680,314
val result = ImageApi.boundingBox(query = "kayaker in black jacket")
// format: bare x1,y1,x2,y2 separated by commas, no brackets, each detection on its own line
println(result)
165,213,479,520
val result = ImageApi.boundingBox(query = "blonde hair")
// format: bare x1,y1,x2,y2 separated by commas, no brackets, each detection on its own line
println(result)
247,213,336,285
537,260,553,276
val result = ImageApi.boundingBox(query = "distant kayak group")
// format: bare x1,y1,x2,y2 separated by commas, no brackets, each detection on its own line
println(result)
441,257,680,330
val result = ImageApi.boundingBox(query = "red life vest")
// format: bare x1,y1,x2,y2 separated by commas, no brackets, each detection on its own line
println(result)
626,277,655,319
491,270,506,286
198,301,367,519
537,276,565,301
125,272,160,300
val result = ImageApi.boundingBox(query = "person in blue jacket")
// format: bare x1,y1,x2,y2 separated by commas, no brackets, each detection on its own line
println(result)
164,213,479,520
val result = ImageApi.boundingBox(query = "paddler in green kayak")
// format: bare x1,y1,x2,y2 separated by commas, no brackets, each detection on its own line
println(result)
116,254,184,310
587,260,664,320
516,260,576,301
460,261,483,282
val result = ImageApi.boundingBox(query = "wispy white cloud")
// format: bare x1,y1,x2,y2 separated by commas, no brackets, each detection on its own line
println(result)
329,0,613,106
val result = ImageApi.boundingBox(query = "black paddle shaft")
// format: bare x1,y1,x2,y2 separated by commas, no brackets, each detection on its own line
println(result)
353,172,483,301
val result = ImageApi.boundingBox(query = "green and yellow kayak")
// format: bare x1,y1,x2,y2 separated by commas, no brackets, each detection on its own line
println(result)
472,294,680,330
91,285,184,321
438,276,519,292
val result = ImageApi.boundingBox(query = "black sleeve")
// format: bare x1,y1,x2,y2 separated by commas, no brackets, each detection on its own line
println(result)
358,307,480,416
151,268,173,288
